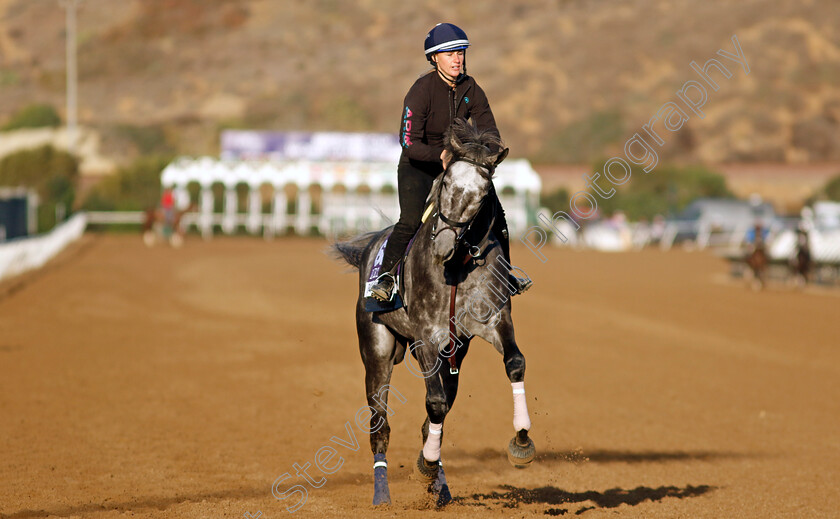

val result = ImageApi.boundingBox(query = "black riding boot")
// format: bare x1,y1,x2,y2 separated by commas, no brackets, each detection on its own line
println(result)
492,203,532,295
370,163,436,302
369,233,408,302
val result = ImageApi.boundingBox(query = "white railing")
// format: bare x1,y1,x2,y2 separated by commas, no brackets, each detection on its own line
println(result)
160,157,542,239
86,211,146,224
0,213,87,281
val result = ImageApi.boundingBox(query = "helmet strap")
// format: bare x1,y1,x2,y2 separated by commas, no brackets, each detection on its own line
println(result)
432,51,467,86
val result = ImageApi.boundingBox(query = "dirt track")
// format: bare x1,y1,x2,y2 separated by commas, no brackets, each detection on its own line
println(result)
1,234,838,518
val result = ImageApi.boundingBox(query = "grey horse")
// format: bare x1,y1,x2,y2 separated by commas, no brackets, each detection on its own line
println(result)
332,119,535,507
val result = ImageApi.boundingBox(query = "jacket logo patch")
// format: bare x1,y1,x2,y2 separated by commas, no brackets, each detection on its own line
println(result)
401,107,413,147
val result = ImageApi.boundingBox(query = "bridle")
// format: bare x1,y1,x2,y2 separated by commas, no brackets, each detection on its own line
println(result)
429,157,497,260
428,156,501,375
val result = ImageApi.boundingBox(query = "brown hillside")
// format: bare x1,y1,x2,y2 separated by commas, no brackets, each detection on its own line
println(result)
1,0,839,164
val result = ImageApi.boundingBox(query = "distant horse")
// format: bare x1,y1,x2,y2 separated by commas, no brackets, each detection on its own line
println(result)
142,204,194,247
332,119,535,507
744,224,768,291
789,228,811,287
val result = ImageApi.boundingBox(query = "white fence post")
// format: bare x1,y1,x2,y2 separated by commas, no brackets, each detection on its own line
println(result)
247,187,262,234
222,186,237,234
295,188,311,236
199,186,213,239
271,188,287,237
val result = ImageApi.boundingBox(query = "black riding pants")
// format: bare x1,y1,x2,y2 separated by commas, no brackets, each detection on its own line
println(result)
380,162,511,274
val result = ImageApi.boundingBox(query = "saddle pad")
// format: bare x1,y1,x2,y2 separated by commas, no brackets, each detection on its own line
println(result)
364,236,404,312
365,237,389,286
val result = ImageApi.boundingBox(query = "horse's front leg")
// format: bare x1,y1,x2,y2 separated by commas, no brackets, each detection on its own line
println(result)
493,314,536,468
416,342,469,506
408,340,454,506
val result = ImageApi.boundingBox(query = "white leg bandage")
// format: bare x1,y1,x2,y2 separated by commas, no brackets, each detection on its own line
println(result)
422,422,443,462
512,382,531,431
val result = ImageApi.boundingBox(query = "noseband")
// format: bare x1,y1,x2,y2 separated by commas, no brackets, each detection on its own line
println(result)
429,158,497,259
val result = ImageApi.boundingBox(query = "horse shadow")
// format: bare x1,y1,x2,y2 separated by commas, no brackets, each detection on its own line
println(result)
454,447,760,466
455,483,715,515
0,486,267,519
446,447,754,514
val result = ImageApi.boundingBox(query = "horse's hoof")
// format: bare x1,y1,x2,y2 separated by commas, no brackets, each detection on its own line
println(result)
507,435,536,468
372,490,391,506
414,450,439,483
142,231,155,247
373,461,391,506
428,465,452,507
435,483,452,507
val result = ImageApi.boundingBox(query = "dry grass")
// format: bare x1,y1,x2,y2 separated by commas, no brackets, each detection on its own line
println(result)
1,0,839,163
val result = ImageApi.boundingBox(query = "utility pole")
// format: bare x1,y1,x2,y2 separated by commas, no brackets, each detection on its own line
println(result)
59,0,80,155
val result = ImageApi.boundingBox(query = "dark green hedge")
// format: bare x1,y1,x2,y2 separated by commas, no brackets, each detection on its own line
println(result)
2,104,62,131
0,145,78,232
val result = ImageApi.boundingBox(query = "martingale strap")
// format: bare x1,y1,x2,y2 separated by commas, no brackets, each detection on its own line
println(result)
447,252,473,375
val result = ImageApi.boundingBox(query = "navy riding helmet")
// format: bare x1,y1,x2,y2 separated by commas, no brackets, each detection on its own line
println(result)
424,23,470,63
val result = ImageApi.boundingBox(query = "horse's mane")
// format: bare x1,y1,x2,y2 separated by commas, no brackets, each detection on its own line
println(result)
444,118,504,166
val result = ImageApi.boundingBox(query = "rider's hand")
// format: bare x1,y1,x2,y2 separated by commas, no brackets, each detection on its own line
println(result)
441,149,452,170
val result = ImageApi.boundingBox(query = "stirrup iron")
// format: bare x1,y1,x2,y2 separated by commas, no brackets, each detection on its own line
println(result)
371,272,397,302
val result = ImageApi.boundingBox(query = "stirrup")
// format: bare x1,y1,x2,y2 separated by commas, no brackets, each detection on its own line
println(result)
370,273,396,302
511,274,532,296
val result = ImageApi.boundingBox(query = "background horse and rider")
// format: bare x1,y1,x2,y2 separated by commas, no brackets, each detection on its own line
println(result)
142,188,194,247
744,223,769,290
789,227,812,287
742,223,813,290
333,119,535,507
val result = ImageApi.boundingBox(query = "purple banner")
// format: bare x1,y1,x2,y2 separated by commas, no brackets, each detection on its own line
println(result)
221,130,401,162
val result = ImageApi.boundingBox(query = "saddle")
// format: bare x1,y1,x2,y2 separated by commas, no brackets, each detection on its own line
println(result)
363,201,438,312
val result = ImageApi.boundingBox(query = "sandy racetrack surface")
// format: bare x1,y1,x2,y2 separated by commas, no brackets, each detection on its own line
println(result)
1,234,838,518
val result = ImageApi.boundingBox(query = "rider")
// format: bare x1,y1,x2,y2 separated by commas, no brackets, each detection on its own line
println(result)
369,22,532,302
745,221,769,252
160,187,175,236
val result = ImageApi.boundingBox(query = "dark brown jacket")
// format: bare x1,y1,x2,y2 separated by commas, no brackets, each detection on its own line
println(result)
398,70,499,175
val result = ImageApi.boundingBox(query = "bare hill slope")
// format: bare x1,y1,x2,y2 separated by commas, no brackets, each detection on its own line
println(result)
1,0,839,164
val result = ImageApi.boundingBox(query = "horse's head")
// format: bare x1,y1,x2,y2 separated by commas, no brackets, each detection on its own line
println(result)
429,118,509,264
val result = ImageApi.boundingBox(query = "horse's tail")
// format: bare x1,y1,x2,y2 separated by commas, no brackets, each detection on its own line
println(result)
330,229,387,271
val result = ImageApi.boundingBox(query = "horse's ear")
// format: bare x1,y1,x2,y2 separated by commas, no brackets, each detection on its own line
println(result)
448,124,465,156
493,147,509,166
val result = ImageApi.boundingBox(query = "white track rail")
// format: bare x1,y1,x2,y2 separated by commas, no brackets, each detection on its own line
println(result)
0,213,87,282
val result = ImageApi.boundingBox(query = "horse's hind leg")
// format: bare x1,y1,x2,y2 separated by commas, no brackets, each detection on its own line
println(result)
359,316,400,506
752,266,766,291
492,314,536,468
